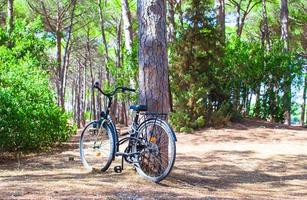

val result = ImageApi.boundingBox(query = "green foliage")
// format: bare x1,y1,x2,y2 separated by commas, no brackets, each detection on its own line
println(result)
210,103,232,128
0,20,74,152
170,0,219,131
169,0,303,131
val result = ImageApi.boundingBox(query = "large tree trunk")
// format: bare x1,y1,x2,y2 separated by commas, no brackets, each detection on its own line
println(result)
7,0,14,32
215,0,225,43
121,0,133,53
137,0,170,114
280,0,291,125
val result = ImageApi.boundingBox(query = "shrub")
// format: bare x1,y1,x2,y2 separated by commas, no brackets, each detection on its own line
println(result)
209,103,232,128
0,19,74,153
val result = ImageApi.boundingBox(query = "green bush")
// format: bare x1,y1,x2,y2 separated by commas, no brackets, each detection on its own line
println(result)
169,0,220,131
0,19,74,152
210,103,232,128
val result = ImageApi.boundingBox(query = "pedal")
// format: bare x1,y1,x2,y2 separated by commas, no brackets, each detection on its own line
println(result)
114,166,122,173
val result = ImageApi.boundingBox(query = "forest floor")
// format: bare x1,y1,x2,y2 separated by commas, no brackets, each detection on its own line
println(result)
0,119,307,200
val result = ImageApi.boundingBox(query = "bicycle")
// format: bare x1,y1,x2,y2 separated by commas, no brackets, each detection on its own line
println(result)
79,82,177,183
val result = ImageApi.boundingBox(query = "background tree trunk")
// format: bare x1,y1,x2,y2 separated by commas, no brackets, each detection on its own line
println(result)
261,0,270,50
215,0,225,43
121,0,133,53
280,0,289,51
137,0,170,114
98,0,110,82
280,0,291,125
7,0,13,32
56,30,62,108
167,0,176,42
301,70,306,127
61,0,77,112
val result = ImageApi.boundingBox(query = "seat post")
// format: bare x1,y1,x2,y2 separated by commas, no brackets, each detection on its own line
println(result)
134,111,140,124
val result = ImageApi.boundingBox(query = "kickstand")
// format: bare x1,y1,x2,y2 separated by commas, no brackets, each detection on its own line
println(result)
114,155,125,173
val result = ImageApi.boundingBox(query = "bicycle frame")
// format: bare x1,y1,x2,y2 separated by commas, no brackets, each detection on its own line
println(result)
93,83,177,174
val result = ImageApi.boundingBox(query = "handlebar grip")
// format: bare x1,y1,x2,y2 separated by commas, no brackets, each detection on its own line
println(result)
122,87,136,92
94,81,100,88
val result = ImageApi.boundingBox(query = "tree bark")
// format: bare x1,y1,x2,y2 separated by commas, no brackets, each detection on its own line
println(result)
167,0,176,42
7,0,14,32
121,0,133,53
280,0,289,51
86,27,97,120
81,60,86,127
61,0,77,111
137,0,170,114
301,69,306,127
215,0,225,43
230,0,260,37
77,63,82,128
254,84,261,118
176,0,184,28
261,0,271,49
98,0,110,82
280,0,291,125
56,30,62,108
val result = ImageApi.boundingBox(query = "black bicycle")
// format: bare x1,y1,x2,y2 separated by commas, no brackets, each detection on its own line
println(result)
79,82,177,183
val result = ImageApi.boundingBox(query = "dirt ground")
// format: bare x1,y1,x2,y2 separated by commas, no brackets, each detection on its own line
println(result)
0,119,307,200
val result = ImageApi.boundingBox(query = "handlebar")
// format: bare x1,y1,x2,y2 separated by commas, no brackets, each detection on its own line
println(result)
93,82,136,98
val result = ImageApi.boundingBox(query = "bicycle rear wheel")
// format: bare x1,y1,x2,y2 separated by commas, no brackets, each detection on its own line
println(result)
80,121,115,172
134,118,176,183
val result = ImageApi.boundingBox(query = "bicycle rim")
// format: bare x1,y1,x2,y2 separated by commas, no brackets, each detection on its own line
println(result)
135,119,176,183
80,121,115,172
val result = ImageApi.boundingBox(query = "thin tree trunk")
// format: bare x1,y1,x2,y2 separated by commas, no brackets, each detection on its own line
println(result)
121,0,133,53
7,0,14,32
167,0,176,42
61,0,77,111
301,70,306,127
111,19,122,123
215,0,225,43
261,0,271,50
280,0,289,51
56,30,62,108
81,61,86,127
236,3,241,36
254,84,261,118
86,28,97,120
98,0,110,82
138,0,170,114
280,0,291,125
71,78,75,122
77,63,82,128
176,0,184,28
246,90,253,117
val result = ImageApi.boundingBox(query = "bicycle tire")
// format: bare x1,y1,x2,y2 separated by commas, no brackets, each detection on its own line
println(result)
134,118,176,183
80,120,115,172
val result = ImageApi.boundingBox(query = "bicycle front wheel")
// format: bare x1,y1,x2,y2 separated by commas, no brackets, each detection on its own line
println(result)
134,118,176,183
80,121,115,172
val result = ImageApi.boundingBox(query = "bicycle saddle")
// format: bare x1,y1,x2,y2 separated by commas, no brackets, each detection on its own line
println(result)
129,105,147,112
